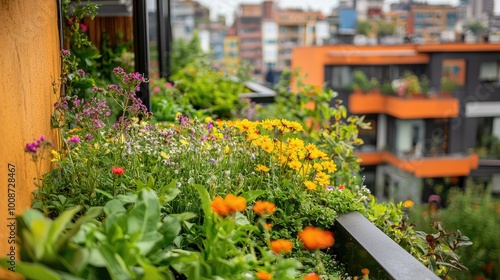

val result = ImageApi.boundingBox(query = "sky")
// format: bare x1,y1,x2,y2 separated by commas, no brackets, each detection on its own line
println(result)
196,0,500,25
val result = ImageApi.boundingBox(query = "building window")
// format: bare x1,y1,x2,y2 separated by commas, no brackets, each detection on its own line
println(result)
475,117,500,159
479,61,500,83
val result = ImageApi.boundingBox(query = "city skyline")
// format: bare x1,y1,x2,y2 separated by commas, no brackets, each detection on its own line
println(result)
196,0,500,24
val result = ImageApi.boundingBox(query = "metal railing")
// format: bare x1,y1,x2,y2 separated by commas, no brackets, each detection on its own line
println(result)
332,212,440,280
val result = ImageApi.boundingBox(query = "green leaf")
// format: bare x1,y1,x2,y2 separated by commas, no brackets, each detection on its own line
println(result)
98,244,132,279
126,189,160,239
170,212,197,221
240,190,265,203
160,216,182,246
234,212,249,226
191,184,212,221
95,188,114,199
0,260,64,280
47,206,81,248
104,199,127,215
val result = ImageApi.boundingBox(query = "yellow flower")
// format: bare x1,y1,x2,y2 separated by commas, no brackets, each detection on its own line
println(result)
93,143,100,150
105,149,111,154
288,160,302,171
51,150,61,162
256,164,270,172
403,200,414,208
204,116,213,123
180,139,189,146
225,145,230,154
304,181,317,191
175,112,182,119
131,117,139,124
314,172,331,187
354,138,364,145
321,160,337,173
313,163,323,171
160,151,169,159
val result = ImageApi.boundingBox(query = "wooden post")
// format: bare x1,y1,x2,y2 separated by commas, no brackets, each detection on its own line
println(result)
0,1,61,278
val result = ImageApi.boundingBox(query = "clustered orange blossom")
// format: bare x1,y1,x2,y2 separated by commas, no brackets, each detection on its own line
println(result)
210,194,247,216
270,239,293,254
256,270,273,280
253,200,277,216
298,226,335,250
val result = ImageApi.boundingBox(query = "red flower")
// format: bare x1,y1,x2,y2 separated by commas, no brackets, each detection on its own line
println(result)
112,166,125,176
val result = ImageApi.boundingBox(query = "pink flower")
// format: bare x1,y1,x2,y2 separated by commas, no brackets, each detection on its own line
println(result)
165,82,173,88
68,135,81,144
153,86,160,93
68,16,75,25
80,24,88,32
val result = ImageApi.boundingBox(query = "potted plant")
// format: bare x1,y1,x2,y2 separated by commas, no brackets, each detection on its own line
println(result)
381,82,396,95
396,72,422,98
440,77,459,97
352,70,371,94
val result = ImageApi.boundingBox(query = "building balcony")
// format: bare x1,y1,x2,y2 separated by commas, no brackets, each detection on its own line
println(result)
348,92,459,119
355,151,479,177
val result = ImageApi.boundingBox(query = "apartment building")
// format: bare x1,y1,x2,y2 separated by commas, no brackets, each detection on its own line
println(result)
292,43,500,204
223,23,240,71
408,5,458,43
171,0,210,41
237,4,266,75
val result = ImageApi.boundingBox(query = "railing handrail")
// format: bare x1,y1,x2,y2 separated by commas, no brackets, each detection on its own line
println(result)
335,211,440,280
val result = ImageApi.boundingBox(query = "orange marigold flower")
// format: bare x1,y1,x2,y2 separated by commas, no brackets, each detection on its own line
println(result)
304,273,321,280
298,226,335,250
253,201,276,216
403,200,414,208
265,223,273,230
271,239,293,254
211,196,230,216
361,268,370,275
256,270,272,280
225,194,247,212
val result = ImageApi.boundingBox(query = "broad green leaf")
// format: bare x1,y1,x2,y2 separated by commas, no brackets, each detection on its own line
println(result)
104,199,127,215
160,216,182,246
98,244,132,279
126,189,160,240
0,260,67,280
47,206,81,248
234,212,249,226
56,207,103,251
240,190,265,203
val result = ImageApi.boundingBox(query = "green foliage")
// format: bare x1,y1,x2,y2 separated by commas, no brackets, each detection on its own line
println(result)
380,82,396,95
409,186,500,279
476,134,500,159
440,77,459,94
464,21,485,35
356,21,372,36
352,71,371,93
376,20,396,37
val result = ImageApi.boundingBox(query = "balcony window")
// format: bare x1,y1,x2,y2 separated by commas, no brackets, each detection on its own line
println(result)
475,117,500,159
479,61,500,83
357,115,377,152
395,119,425,157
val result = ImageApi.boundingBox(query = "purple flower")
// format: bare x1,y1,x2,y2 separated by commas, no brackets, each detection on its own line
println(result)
78,69,85,77
25,142,38,154
68,135,81,144
327,186,335,191
207,122,214,131
84,134,94,140
210,158,216,163
61,49,70,57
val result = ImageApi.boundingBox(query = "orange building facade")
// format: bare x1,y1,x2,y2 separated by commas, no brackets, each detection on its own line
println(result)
292,43,500,204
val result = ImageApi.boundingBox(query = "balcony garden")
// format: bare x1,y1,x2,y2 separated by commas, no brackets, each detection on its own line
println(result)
348,71,460,119
1,2,490,280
